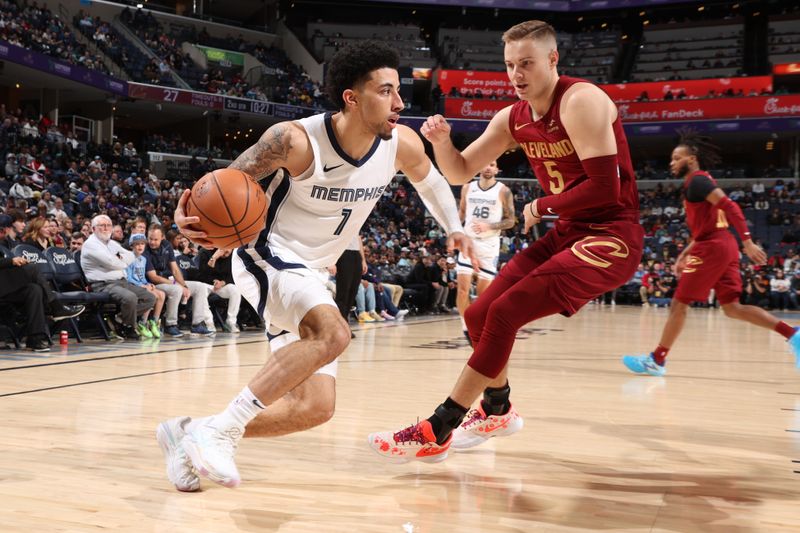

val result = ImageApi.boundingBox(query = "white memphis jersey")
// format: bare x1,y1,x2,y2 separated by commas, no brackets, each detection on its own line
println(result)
241,112,398,269
464,180,505,244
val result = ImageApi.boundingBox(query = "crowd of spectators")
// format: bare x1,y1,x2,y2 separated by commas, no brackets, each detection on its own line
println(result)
2,101,800,350
0,0,109,74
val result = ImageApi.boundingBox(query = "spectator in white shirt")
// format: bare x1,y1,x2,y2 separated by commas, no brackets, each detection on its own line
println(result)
80,214,156,339
769,269,791,310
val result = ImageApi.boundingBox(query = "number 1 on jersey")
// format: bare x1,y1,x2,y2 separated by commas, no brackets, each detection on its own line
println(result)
334,208,352,235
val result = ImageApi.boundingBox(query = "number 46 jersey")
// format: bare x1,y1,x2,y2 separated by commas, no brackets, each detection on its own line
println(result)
242,112,398,269
509,75,639,224
464,180,506,248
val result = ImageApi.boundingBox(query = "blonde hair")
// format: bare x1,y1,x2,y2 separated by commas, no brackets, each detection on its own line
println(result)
502,20,557,45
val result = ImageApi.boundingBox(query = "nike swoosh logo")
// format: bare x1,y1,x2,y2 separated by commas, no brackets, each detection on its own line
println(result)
514,123,531,131
323,163,343,172
252,398,266,409
546,208,555,214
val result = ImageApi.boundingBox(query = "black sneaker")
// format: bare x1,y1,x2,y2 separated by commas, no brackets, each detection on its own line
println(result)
28,337,50,352
118,325,141,341
50,304,86,321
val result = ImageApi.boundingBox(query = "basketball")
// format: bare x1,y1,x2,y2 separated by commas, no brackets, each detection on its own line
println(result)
185,168,268,249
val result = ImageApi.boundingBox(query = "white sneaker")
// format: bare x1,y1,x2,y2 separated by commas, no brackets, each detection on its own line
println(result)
380,310,396,321
368,310,385,322
395,309,409,321
451,403,524,450
156,416,201,492
225,319,240,333
181,420,243,488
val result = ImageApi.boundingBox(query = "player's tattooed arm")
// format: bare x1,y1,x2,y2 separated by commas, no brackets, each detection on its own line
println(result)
489,187,516,230
230,124,296,180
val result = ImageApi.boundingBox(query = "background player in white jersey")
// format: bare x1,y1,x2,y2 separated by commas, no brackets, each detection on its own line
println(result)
155,41,478,491
456,160,515,345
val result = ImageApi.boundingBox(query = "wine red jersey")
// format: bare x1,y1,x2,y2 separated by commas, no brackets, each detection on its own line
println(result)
684,170,729,241
509,75,639,223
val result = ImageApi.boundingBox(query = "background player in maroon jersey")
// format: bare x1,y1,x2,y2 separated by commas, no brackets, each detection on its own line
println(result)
623,130,800,377
368,20,645,463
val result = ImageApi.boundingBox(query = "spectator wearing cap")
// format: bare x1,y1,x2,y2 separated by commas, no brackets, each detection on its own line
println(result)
81,214,156,340
125,233,164,339
0,214,19,249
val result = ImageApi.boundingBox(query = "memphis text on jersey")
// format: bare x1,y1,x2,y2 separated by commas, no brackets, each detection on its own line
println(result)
519,139,575,160
310,184,386,202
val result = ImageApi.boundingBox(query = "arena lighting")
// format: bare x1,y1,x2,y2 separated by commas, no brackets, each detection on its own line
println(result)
136,3,143,7
643,20,650,25
639,11,645,16
698,5,704,11
601,23,607,28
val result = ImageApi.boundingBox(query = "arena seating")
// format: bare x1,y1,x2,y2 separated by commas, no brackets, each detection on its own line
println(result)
631,20,744,82
437,27,621,83
768,16,800,65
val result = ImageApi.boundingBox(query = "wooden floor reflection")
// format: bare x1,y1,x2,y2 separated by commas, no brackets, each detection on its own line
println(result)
1,305,799,532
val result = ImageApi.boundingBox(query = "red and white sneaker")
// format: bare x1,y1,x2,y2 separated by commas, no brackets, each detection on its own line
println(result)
368,420,451,464
450,403,523,450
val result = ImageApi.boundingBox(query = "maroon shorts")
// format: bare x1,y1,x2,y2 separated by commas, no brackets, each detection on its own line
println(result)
500,219,644,316
673,235,741,305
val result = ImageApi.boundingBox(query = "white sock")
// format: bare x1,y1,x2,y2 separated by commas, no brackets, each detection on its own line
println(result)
209,386,265,431
460,316,467,331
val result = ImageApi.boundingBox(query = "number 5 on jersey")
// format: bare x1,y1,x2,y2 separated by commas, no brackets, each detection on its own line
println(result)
544,161,564,194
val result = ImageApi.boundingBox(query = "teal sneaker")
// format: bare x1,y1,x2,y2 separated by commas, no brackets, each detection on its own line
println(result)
789,328,800,368
622,353,666,376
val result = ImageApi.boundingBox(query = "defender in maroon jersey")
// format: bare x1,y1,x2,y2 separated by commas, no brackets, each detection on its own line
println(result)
368,20,645,463
622,130,800,377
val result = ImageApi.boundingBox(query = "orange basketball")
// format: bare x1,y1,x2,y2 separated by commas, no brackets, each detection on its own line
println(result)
186,168,268,249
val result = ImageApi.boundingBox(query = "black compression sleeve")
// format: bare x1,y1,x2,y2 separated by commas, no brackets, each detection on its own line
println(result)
685,174,717,202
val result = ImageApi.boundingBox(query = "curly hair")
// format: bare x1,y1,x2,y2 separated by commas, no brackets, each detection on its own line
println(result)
676,127,722,169
325,41,400,111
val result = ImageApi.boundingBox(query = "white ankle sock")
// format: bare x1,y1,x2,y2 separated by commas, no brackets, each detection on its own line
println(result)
460,316,467,330
209,386,265,431
186,416,211,434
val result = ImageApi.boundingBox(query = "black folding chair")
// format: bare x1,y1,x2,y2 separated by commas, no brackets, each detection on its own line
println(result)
44,247,116,342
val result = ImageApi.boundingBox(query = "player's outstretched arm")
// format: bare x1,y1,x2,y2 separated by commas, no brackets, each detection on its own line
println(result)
396,125,480,268
528,84,620,219
421,108,516,185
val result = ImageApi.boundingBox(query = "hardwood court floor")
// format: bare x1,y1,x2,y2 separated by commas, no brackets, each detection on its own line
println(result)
1,306,799,532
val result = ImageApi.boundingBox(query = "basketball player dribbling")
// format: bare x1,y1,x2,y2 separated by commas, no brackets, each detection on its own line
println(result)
368,20,645,462
155,41,478,490
622,130,800,376
456,160,515,345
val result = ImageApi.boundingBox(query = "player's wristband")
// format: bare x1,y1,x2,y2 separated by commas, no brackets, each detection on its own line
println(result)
412,164,465,235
